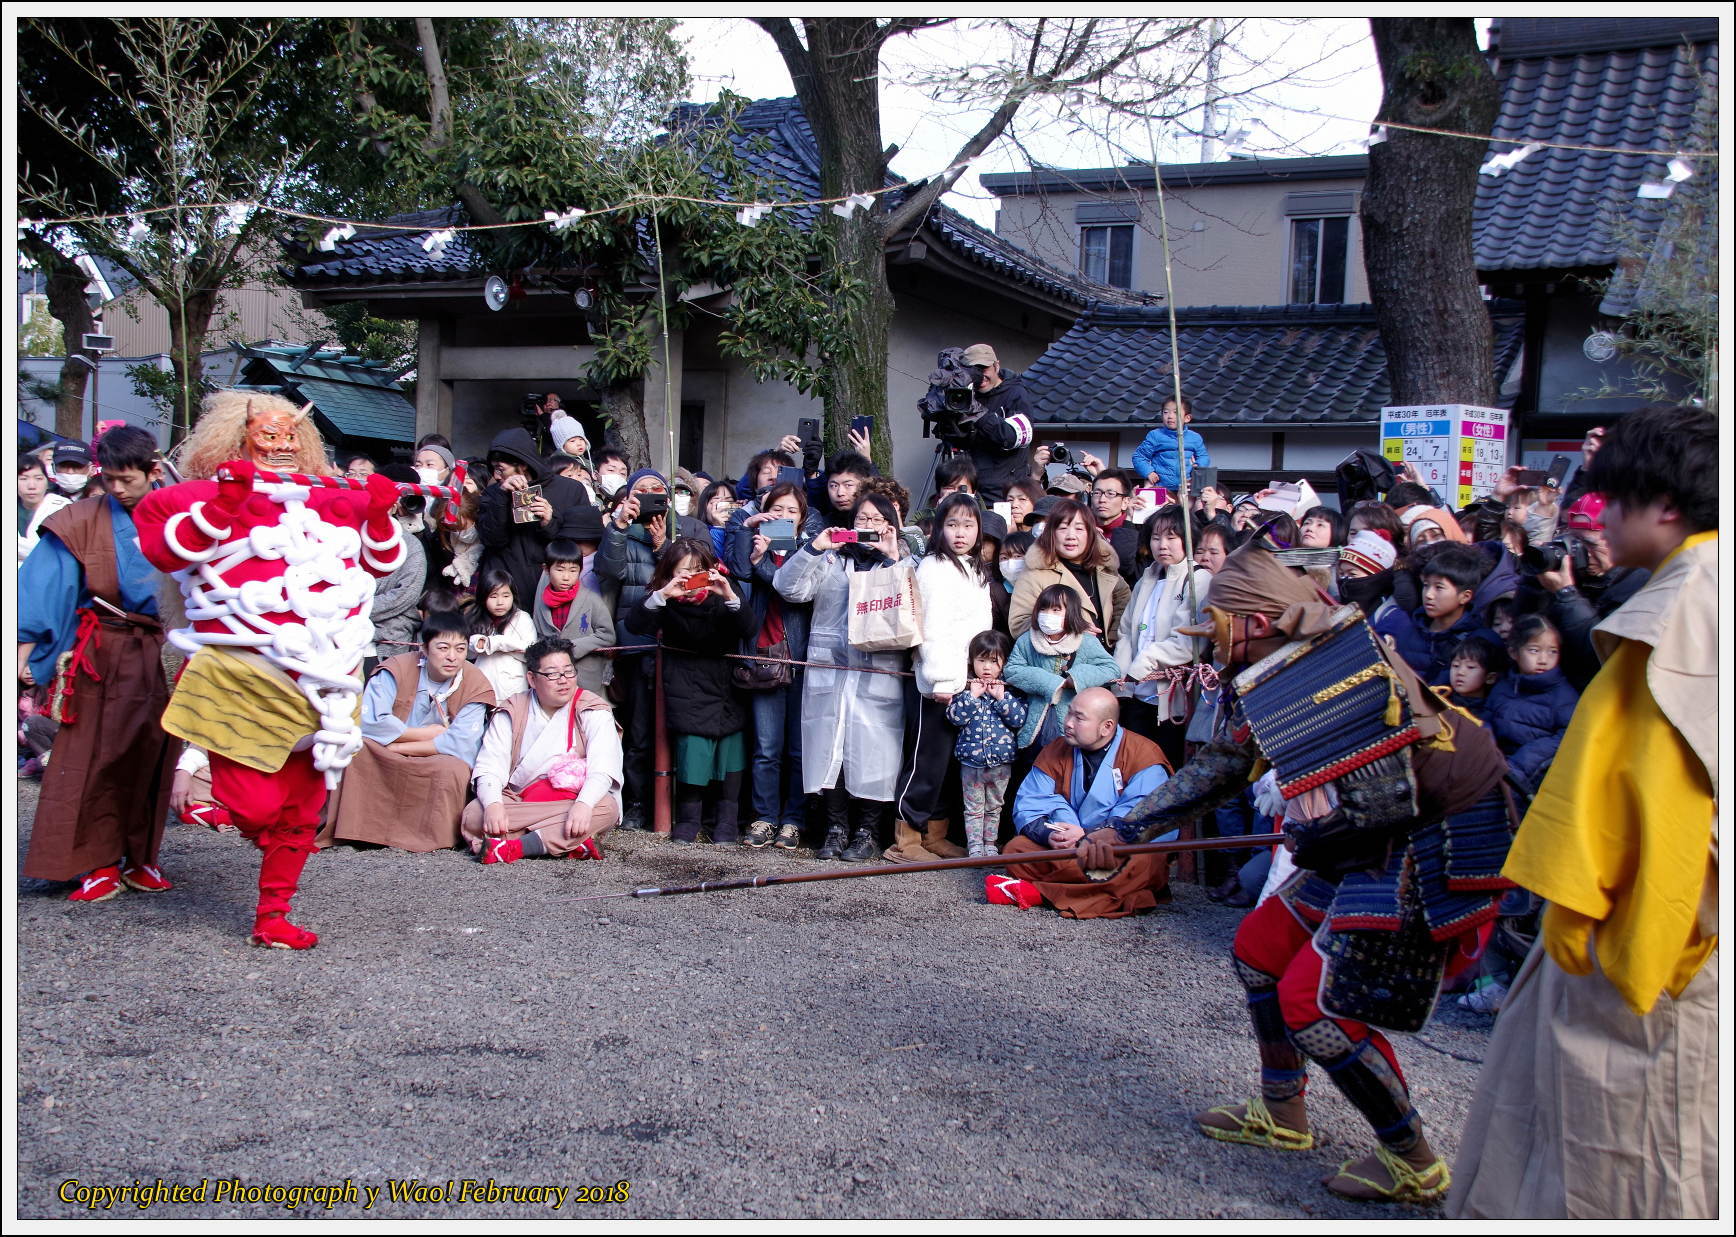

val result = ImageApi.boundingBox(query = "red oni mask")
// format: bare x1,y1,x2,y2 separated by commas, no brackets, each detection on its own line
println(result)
247,410,301,470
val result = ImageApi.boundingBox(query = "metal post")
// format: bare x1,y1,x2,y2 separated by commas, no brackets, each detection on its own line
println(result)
652,639,673,834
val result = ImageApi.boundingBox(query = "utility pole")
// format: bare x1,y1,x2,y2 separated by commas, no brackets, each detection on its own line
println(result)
1199,18,1224,162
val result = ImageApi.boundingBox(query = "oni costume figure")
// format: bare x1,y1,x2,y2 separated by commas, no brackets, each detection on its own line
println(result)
1122,531,1513,1204
134,391,405,949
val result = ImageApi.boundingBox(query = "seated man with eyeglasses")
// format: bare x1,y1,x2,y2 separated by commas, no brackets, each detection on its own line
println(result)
460,637,623,864
320,611,496,852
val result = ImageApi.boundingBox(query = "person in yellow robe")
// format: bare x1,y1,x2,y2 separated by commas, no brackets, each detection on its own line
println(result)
1449,404,1718,1219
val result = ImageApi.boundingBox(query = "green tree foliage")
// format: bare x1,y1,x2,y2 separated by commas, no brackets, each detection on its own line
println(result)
325,19,858,464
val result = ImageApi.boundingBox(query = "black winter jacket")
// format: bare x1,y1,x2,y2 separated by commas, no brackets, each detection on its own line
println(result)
476,427,595,606
624,588,756,737
944,374,1035,502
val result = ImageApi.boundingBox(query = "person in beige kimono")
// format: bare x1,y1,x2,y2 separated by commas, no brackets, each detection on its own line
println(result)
1449,404,1718,1219
461,637,623,863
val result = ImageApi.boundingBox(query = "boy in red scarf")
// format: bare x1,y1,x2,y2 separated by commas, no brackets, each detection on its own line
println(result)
530,539,615,696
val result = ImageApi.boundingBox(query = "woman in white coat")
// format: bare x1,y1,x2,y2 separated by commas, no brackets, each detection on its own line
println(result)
889,493,993,862
1115,504,1211,768
773,493,912,862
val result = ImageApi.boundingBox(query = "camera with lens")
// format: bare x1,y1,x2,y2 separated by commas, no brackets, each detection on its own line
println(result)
918,347,983,440
1521,537,1589,576
1047,443,1071,466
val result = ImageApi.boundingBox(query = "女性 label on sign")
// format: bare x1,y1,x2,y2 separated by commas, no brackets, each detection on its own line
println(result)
1379,404,1509,507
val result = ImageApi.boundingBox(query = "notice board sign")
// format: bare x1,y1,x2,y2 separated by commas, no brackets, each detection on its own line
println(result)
1380,404,1509,508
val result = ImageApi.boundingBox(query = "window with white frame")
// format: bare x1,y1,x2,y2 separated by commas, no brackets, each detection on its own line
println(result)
1079,224,1133,288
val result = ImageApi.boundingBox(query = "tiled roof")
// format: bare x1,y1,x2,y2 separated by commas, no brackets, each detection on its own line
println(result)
1474,26,1715,272
288,206,476,286
287,97,1126,307
237,344,416,443
1023,303,1526,428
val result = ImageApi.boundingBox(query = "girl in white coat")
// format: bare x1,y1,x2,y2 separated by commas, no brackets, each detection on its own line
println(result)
889,492,993,862
773,494,912,862
1115,504,1211,768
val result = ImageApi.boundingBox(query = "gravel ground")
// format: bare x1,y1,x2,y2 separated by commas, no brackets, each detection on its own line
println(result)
15,779,1495,1221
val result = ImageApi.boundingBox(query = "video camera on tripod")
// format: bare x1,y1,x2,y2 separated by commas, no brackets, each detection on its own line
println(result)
917,347,984,441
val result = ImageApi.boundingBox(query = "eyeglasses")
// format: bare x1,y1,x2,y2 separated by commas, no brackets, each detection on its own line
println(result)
531,668,577,681
1089,489,1126,500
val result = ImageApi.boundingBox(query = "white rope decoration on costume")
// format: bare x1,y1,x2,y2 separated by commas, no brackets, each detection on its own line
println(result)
165,480,404,787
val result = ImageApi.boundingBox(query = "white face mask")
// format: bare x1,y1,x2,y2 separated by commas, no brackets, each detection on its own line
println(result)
598,472,626,496
1036,611,1065,636
54,471,88,494
1001,560,1026,583
415,467,442,487
672,494,693,517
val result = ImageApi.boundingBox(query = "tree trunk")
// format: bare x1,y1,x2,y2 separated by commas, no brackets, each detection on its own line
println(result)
20,234,95,438
163,287,220,446
1362,19,1499,406
763,18,895,469
601,378,649,472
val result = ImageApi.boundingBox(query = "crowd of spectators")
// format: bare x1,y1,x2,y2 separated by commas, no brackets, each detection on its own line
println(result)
13,375,1671,946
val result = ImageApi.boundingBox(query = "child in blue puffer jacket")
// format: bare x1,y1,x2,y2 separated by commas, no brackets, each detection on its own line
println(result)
1130,395,1213,493
1484,614,1580,793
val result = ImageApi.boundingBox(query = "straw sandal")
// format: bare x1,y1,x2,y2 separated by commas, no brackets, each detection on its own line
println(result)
1324,1144,1451,1204
1195,1095,1314,1151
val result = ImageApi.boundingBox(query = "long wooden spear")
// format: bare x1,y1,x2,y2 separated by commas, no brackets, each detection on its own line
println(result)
553,832,1285,903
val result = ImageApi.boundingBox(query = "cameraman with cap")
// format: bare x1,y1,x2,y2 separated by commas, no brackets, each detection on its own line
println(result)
949,343,1036,502
1525,492,1649,690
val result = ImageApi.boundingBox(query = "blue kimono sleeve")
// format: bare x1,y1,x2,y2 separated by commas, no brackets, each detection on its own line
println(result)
18,531,83,684
1012,765,1080,845
360,671,407,745
434,701,490,765
1106,763,1172,842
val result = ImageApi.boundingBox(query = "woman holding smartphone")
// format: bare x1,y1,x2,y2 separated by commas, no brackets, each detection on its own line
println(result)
727,482,823,851
773,495,913,862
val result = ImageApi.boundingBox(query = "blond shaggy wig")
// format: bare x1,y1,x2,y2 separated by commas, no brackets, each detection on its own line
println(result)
172,389,334,480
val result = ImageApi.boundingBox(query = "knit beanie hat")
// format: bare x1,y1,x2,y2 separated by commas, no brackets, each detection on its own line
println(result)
1340,528,1397,576
421,443,456,471
624,467,666,493
550,416,588,450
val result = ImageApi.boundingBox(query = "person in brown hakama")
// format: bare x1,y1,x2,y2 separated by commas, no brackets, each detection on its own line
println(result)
461,638,622,863
994,688,1174,918
319,612,495,852
17,428,179,902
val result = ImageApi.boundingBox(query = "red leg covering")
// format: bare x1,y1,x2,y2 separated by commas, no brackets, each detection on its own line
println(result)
207,752,328,949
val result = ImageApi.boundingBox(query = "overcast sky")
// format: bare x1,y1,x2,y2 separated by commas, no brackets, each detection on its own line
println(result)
678,17,1411,227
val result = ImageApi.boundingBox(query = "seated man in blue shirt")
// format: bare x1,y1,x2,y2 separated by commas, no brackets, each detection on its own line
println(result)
997,687,1173,918
318,611,495,852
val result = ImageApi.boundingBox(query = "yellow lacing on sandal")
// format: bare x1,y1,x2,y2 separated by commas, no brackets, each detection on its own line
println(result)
1199,1094,1315,1151
1327,1143,1451,1203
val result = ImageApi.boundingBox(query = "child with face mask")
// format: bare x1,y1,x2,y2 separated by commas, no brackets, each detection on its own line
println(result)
1002,584,1123,753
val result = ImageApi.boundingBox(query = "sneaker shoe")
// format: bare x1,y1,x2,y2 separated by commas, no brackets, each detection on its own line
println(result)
744,820,776,848
251,914,318,950
984,873,1042,910
121,863,173,893
68,866,124,904
839,830,878,862
482,837,524,865
1457,980,1508,1015
571,837,603,861
774,824,802,851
